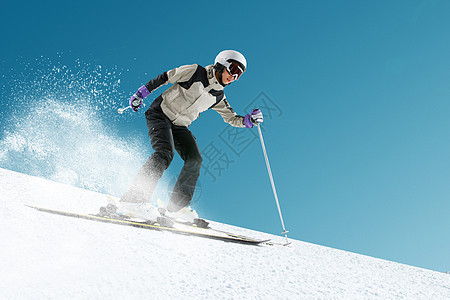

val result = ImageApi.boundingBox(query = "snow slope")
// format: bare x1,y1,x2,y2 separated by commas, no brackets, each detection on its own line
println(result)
1,168,449,299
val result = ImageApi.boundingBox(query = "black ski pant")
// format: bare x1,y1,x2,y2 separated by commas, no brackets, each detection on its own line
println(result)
121,98,202,212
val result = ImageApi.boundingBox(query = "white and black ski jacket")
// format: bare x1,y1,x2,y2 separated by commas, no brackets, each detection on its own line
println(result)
144,64,245,128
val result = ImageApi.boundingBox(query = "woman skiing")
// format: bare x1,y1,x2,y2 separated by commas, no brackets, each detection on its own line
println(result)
117,50,263,222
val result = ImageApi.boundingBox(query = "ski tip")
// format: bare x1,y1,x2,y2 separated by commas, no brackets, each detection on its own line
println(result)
261,239,293,246
24,204,39,210
259,239,272,244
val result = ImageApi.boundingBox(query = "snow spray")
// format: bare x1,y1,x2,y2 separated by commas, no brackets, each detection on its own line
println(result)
0,56,147,196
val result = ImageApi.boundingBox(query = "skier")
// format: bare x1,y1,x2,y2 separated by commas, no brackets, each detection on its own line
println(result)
117,50,263,222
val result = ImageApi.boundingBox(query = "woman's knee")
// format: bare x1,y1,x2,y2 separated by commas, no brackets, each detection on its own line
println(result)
154,149,175,166
185,154,203,169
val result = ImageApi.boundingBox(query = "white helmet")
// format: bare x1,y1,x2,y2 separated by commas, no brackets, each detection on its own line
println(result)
214,50,247,70
214,50,247,80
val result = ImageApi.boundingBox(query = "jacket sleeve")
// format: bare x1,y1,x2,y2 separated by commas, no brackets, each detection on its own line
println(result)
212,99,246,128
145,72,169,93
144,64,199,92
166,64,199,84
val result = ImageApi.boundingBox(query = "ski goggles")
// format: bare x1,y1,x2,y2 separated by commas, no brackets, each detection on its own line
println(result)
226,61,244,80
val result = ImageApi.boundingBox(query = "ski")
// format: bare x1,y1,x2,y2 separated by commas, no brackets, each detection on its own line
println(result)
99,203,272,244
26,205,270,246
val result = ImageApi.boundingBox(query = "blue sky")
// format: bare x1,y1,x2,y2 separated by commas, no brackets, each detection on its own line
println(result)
1,1,450,272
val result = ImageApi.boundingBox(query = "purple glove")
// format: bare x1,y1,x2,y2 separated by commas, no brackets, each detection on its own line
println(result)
129,85,151,112
244,108,264,128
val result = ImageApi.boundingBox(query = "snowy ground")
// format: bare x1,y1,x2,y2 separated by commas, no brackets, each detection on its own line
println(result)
0,168,449,299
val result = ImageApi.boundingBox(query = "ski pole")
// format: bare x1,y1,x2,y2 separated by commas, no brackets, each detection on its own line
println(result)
117,106,132,114
118,101,146,114
257,124,290,245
